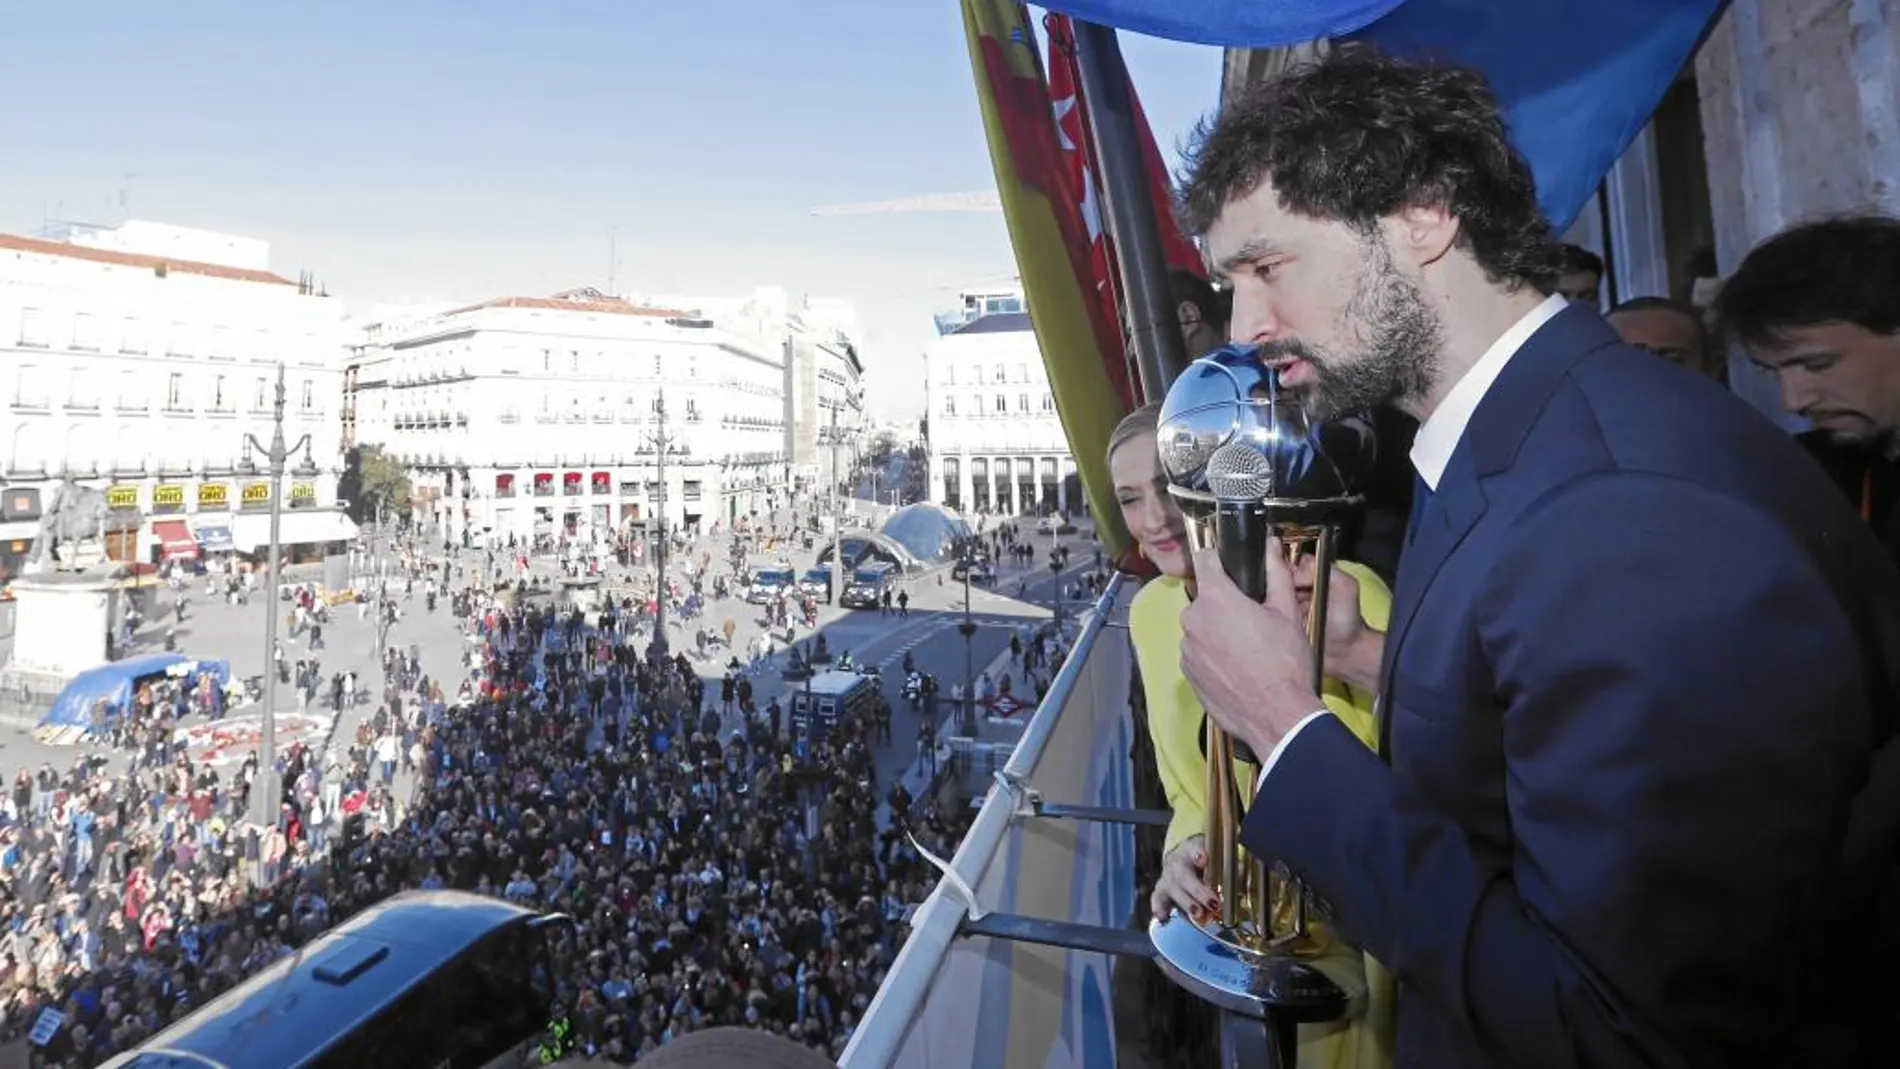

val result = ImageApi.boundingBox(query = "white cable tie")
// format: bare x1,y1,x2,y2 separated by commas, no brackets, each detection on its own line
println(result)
909,830,988,922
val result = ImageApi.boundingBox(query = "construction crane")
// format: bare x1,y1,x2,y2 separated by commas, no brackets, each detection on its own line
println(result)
810,191,1002,216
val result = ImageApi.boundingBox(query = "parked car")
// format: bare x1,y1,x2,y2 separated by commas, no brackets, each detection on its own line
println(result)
799,567,833,602
748,566,796,604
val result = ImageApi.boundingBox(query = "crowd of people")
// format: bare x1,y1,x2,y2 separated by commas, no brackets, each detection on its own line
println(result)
0,528,977,1067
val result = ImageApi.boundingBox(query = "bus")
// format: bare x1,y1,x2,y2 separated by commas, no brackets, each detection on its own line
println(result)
100,890,575,1069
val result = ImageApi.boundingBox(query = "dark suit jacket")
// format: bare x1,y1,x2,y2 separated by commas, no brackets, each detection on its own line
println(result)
1242,305,1900,1067
1797,429,1900,570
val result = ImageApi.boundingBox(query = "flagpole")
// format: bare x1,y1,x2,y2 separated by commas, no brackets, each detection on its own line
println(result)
1071,19,1190,402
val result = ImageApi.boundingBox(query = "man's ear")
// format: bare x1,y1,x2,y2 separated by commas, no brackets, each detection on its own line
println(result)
1389,204,1461,269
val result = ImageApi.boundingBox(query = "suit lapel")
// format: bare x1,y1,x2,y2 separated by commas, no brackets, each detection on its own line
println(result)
1372,304,1616,757
1377,447,1486,756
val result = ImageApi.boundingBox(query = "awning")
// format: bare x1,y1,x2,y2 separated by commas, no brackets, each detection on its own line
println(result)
230,509,360,552
153,520,199,562
194,522,234,552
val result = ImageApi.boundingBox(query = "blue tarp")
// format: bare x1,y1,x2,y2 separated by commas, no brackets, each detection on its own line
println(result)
1043,0,1730,232
39,653,232,733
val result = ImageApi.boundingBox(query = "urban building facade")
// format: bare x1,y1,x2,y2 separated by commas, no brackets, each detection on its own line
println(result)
0,220,353,578
785,298,867,496
350,288,791,546
923,286,1077,518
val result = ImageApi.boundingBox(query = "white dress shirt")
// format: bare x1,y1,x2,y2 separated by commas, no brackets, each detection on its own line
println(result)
1256,293,1570,788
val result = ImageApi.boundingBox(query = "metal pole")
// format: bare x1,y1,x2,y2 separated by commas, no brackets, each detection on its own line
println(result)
244,363,310,834
648,390,670,663
1070,19,1191,402
829,405,843,607
959,569,975,736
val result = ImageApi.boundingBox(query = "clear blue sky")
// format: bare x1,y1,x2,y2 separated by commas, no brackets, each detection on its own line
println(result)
0,1,1218,424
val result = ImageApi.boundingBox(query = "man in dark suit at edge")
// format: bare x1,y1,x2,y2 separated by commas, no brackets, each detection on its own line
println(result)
1173,47,1900,1066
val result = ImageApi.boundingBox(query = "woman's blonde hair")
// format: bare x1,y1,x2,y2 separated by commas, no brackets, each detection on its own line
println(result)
1105,402,1162,468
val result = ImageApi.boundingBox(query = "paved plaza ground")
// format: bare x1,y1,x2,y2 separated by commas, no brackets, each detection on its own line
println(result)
0,508,1109,823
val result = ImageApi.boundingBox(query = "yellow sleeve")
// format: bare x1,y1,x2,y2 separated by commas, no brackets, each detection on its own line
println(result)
1128,579,1206,856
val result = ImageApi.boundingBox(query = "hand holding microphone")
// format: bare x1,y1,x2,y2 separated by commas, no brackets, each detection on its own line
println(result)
1181,535,1328,763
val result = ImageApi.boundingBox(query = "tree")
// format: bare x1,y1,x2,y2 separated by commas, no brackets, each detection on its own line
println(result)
338,445,412,525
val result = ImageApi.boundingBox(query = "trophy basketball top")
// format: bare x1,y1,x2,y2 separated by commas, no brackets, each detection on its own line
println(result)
1155,343,1379,516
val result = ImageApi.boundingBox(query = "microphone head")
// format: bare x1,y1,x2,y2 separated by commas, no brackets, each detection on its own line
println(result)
1156,344,1378,505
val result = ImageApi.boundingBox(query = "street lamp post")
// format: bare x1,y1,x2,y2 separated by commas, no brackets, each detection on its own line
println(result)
243,363,314,831
958,561,976,736
646,389,678,664
828,405,844,607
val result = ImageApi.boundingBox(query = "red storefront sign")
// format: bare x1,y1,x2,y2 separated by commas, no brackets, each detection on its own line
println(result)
562,472,583,496
495,473,516,498
533,473,554,497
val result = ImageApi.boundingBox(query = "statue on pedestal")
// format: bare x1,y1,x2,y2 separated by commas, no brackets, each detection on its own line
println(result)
26,478,111,574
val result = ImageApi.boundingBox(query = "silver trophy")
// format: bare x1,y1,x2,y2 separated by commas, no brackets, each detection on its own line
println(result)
1147,344,1378,1060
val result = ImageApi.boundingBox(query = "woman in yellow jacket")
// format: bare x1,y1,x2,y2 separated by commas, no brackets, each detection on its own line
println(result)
1109,402,1395,1069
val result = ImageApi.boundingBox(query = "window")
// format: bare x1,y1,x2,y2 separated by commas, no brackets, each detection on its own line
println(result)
1018,393,1029,413
993,364,1006,383
212,375,228,411
943,395,956,416
167,322,191,356
970,392,981,417
167,373,186,410
118,370,141,410
72,313,98,351
994,393,1007,413
1041,392,1054,412
945,365,955,386
1018,363,1029,383
253,377,269,412
569,350,579,372
68,366,96,408
971,363,982,385
300,379,314,411
541,349,552,372
18,308,46,348
14,364,43,407
653,354,662,377
120,318,145,354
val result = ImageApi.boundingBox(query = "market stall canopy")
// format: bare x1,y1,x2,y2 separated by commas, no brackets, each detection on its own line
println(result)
1042,0,1728,230
36,652,232,742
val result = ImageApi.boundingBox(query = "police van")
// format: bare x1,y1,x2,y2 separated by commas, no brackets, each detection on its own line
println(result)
790,669,881,754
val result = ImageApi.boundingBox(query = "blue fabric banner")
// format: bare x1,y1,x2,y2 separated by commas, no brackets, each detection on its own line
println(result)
1042,0,1730,230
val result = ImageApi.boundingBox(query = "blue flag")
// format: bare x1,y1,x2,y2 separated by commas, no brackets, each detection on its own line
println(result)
1043,0,1729,230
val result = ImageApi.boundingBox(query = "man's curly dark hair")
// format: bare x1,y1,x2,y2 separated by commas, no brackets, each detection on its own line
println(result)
1713,215,1900,350
1178,44,1561,291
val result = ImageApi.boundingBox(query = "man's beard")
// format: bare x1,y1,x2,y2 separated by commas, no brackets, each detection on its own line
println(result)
1260,238,1443,421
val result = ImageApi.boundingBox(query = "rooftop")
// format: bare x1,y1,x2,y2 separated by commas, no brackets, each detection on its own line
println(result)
0,231,297,287
443,287,694,319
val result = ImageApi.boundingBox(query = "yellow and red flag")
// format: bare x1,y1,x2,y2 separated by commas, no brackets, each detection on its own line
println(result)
959,0,1132,554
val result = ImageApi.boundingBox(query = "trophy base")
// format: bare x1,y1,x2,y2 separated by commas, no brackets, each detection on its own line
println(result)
1148,911,1364,1023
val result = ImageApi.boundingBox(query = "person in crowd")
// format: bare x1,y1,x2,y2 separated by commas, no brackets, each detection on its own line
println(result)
1607,295,1721,381
1554,241,1604,305
3,527,977,1067
1714,213,1900,563
1110,402,1394,1068
1173,44,1900,1065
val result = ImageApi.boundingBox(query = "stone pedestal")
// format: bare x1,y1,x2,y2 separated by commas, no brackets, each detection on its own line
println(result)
0,569,118,708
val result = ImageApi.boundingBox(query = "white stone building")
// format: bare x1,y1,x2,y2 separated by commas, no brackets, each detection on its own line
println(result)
923,286,1077,517
350,287,790,545
637,287,868,496
0,220,353,578
785,299,867,496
